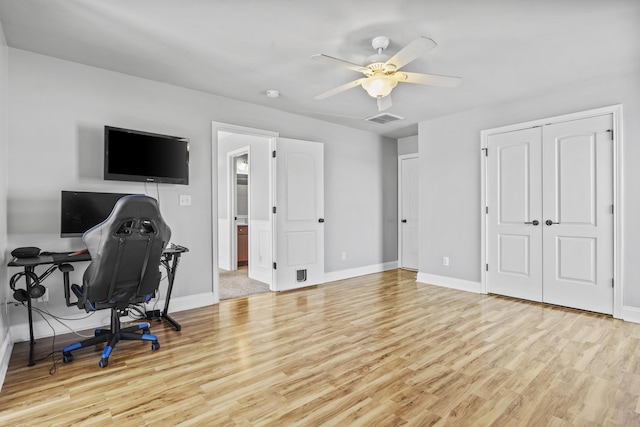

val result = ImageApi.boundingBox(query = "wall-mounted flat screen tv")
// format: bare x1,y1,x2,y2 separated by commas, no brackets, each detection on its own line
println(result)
104,126,189,185
61,190,133,237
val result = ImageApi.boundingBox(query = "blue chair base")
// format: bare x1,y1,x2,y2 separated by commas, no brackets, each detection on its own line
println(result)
62,307,160,368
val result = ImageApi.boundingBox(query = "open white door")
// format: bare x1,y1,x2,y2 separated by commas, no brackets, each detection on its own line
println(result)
274,137,325,291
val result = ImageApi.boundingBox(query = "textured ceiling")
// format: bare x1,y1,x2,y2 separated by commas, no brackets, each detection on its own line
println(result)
1,0,639,138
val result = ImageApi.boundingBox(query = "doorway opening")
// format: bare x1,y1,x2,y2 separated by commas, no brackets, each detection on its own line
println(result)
213,124,276,301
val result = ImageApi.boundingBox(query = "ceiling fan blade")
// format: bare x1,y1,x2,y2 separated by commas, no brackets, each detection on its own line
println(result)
384,36,437,70
314,78,367,100
399,71,461,87
377,95,392,111
310,54,369,73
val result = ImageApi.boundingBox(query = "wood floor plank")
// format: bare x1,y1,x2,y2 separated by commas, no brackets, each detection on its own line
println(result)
1,269,640,425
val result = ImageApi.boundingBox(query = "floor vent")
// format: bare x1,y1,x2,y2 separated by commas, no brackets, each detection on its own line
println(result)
364,113,405,124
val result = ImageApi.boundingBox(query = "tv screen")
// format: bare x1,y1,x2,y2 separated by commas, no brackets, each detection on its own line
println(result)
104,126,189,185
61,191,133,237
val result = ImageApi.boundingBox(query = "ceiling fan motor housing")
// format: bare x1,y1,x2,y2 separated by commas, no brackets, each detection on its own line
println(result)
371,36,390,52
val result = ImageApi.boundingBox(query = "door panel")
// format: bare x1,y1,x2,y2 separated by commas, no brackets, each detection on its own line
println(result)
541,115,613,313
486,113,613,314
487,127,543,301
400,156,419,269
275,138,324,291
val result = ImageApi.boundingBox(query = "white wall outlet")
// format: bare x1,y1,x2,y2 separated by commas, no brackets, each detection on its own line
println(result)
35,289,49,303
341,251,347,260
443,257,450,266
179,194,192,206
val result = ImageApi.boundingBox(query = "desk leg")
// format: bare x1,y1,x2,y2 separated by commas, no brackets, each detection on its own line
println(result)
147,253,182,331
26,267,36,367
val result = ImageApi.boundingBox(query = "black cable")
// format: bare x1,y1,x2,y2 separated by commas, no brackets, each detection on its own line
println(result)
31,306,95,338
31,305,58,375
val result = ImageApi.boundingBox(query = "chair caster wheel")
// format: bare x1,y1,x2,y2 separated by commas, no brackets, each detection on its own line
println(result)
151,342,160,351
99,358,108,368
143,328,150,335
62,354,73,363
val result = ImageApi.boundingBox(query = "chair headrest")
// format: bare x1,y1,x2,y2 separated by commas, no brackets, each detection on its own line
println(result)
83,195,168,242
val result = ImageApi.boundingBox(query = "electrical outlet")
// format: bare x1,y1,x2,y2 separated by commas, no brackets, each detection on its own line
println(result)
35,289,49,303
443,257,450,266
341,251,347,260
3,297,8,314
179,194,192,206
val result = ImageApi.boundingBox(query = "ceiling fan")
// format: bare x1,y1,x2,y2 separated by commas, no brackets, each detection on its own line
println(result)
311,36,461,111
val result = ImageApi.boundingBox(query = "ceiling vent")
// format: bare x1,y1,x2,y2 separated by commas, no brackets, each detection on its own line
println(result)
364,113,405,124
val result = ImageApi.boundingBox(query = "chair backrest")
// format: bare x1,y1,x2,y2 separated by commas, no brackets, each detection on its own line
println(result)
80,195,171,310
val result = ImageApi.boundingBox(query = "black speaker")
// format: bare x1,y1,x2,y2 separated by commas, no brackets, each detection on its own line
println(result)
10,271,45,302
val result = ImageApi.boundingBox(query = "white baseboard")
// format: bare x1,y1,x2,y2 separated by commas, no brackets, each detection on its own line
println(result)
621,306,640,324
9,292,216,343
416,272,482,294
324,261,399,284
0,329,13,392
160,292,215,313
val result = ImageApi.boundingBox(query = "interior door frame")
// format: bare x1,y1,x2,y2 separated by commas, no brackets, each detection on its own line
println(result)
226,146,250,271
398,153,419,269
211,122,278,303
480,104,623,318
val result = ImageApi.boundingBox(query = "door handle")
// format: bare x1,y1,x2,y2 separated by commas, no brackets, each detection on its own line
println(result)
401,219,407,223
318,218,325,223
524,220,539,226
545,220,560,226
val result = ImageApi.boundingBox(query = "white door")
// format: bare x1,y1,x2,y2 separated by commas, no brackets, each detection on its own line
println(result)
274,138,325,291
399,155,419,270
541,115,613,313
486,114,614,314
487,127,543,301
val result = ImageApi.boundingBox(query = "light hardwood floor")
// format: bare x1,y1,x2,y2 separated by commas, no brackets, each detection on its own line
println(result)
2,269,640,426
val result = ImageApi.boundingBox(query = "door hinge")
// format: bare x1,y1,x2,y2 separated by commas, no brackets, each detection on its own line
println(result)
611,204,614,214
481,147,488,157
607,129,614,140
612,278,614,288
485,206,489,214
486,264,489,272
273,206,277,214
272,150,276,158
273,262,277,270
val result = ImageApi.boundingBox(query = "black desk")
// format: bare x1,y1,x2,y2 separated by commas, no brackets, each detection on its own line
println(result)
8,245,188,366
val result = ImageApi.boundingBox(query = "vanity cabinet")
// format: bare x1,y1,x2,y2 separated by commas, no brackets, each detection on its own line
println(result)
237,225,248,266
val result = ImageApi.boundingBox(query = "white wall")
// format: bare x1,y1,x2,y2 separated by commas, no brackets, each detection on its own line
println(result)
398,135,418,156
0,20,11,388
418,71,640,314
5,49,398,338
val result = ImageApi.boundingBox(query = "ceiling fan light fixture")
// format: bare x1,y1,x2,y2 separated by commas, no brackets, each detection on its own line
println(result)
361,74,397,98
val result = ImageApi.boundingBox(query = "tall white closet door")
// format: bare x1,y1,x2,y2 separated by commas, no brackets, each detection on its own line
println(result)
541,115,614,313
486,114,614,314
486,127,543,301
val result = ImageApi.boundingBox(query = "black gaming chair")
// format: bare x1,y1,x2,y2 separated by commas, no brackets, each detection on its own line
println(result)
62,195,171,368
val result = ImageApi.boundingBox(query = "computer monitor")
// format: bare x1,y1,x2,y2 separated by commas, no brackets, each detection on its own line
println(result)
60,191,133,237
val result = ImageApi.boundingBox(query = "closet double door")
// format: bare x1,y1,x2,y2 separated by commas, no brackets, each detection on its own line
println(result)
486,114,614,314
